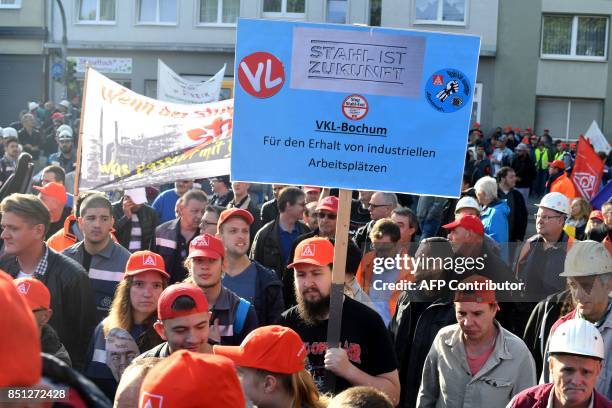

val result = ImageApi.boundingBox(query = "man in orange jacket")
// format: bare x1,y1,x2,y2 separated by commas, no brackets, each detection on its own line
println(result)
547,160,579,200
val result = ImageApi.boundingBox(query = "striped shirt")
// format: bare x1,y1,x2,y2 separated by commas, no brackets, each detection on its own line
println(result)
128,214,142,251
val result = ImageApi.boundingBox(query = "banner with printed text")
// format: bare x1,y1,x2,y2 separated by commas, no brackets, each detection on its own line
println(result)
78,68,232,192
157,60,226,104
232,19,480,197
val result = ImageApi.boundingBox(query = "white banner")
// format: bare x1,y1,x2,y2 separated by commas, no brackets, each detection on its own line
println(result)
157,60,225,104
69,56,132,74
78,68,232,192
584,120,611,155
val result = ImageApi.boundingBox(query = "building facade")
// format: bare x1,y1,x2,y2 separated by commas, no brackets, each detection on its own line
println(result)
0,0,47,124
493,0,612,141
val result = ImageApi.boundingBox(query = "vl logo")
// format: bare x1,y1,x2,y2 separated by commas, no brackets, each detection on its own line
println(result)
238,52,285,98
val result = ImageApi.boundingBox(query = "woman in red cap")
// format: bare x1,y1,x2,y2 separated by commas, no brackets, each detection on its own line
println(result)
83,250,169,400
214,325,328,408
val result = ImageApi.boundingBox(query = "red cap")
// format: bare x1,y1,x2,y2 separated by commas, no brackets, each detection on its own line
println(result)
288,237,334,268
157,283,209,321
125,251,169,279
514,127,521,132
570,142,577,149
454,275,497,304
187,234,224,260
550,160,565,170
521,137,529,144
442,215,484,236
315,196,339,214
217,208,254,229
51,112,64,120
504,126,512,132
560,143,567,149
33,182,67,206
13,277,50,310
139,351,245,408
0,271,41,387
304,186,321,193
526,127,532,132
589,210,604,222
214,325,306,374
473,122,480,127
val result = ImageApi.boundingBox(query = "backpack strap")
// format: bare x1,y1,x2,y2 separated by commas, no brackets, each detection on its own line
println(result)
233,297,251,335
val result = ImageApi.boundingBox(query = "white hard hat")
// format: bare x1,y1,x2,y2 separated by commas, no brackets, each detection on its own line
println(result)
56,124,73,136
59,100,70,108
535,192,570,215
455,196,481,214
28,102,39,111
549,319,605,360
57,130,73,141
561,240,612,277
2,127,18,138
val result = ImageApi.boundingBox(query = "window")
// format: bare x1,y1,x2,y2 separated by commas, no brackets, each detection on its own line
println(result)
199,0,239,24
263,0,305,18
0,0,21,9
536,98,603,139
138,0,177,24
470,83,482,125
542,15,608,60
370,0,381,26
415,0,466,25
326,0,346,24
78,0,116,23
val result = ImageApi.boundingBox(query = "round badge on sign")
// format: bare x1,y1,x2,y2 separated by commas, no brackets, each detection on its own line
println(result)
342,94,368,121
424,68,471,113
238,52,285,98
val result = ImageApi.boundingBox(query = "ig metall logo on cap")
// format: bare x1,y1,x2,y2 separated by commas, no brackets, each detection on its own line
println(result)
424,68,471,113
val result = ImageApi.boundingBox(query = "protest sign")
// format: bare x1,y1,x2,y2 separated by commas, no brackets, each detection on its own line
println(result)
157,60,226,104
232,19,480,197
77,68,232,192
572,135,604,200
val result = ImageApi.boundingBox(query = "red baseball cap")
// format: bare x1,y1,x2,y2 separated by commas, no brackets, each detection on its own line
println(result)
316,196,339,214
157,283,209,321
550,160,565,170
442,215,484,236
33,182,67,206
13,277,50,310
514,127,521,132
0,271,41,387
217,208,254,229
139,350,245,408
590,210,604,222
187,233,224,260
454,275,497,304
51,112,64,120
125,251,169,279
473,122,480,127
288,237,334,268
214,325,306,374
304,186,321,193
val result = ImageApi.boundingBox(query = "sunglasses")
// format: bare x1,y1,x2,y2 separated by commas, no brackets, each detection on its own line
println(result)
316,212,337,220
368,203,389,209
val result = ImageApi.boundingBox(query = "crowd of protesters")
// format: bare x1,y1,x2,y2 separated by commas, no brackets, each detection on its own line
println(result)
0,103,611,408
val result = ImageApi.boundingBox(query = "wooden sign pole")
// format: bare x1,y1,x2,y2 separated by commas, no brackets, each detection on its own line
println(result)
324,188,352,391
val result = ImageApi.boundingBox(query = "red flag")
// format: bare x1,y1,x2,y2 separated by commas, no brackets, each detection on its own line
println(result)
571,135,604,199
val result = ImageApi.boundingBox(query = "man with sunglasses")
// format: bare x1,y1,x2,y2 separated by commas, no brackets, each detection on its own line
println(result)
515,192,573,335
539,241,612,399
354,192,398,253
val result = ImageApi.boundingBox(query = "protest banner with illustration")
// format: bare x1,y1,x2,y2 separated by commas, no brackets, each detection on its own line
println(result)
157,60,226,104
77,68,232,192
232,19,480,197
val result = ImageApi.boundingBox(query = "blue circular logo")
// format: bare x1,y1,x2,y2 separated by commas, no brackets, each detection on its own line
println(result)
424,68,471,113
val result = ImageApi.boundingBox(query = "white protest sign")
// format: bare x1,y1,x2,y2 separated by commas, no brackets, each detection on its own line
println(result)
157,60,225,104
